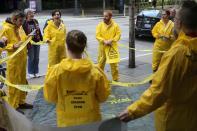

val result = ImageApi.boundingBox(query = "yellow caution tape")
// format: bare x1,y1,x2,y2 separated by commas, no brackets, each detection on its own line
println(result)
118,43,166,53
111,74,153,87
107,97,132,104
30,40,47,45
0,36,32,64
0,75,43,92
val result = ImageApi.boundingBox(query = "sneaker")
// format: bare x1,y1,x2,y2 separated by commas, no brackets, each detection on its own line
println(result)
28,74,35,78
16,108,24,114
34,73,41,78
18,103,33,109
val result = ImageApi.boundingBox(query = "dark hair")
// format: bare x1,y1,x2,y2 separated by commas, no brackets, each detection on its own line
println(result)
162,9,170,16
66,30,87,54
179,1,197,31
51,9,61,17
165,10,170,16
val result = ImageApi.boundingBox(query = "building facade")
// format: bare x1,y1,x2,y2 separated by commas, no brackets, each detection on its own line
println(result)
0,0,125,13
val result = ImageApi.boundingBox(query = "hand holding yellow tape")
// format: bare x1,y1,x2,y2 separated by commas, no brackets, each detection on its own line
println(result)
30,40,47,45
0,36,32,64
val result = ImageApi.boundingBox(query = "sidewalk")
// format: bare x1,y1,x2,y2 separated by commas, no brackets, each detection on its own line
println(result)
26,60,154,131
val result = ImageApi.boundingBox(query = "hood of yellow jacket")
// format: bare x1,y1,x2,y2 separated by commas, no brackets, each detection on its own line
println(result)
59,58,93,73
3,18,15,28
47,19,64,29
181,33,197,54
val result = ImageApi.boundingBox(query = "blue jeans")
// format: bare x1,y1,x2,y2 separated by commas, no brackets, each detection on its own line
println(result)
28,45,40,74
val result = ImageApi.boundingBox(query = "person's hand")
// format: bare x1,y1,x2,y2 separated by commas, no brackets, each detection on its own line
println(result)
158,34,163,39
107,40,113,45
28,29,37,37
46,40,51,44
0,36,8,47
13,41,23,49
1,36,8,43
118,109,134,122
103,40,108,45
104,40,113,45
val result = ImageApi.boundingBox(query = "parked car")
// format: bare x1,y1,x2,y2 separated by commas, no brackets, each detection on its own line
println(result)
135,9,161,38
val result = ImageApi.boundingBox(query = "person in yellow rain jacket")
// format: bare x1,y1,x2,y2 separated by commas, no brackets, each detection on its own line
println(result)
44,30,110,127
0,11,33,111
151,10,174,72
118,1,197,131
43,10,66,67
96,10,121,81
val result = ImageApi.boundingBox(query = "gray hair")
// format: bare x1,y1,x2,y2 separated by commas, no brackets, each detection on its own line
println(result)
24,8,35,15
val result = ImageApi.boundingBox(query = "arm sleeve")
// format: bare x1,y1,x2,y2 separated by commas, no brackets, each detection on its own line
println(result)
127,47,184,119
43,19,50,33
169,23,175,41
95,66,111,103
44,65,59,103
96,24,104,43
43,25,51,42
35,20,43,41
22,22,28,35
152,22,160,39
0,28,15,52
112,24,121,42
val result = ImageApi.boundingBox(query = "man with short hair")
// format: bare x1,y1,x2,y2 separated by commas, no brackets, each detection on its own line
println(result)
96,10,121,81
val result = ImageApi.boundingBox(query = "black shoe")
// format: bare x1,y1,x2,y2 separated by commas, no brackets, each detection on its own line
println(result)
0,127,7,131
16,108,24,114
18,103,33,109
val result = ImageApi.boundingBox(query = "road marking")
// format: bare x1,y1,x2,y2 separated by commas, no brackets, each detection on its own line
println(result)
120,53,152,61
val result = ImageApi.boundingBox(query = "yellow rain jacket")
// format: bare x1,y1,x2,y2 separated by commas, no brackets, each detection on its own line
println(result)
0,21,27,108
96,19,121,81
152,20,174,71
43,20,66,67
44,58,110,127
127,34,197,131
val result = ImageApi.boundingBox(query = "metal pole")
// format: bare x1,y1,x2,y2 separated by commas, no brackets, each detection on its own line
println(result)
74,0,79,15
128,0,135,68
162,0,164,9
119,0,124,14
103,0,106,12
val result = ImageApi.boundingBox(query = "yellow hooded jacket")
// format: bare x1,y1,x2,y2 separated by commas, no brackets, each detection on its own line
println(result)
151,20,174,71
96,19,121,63
43,20,66,67
127,34,197,131
0,21,27,108
44,58,110,127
